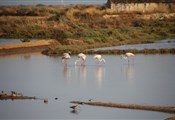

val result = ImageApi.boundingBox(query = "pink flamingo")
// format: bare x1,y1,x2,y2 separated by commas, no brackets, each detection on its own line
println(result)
75,53,87,66
94,54,106,64
121,52,135,64
62,51,71,66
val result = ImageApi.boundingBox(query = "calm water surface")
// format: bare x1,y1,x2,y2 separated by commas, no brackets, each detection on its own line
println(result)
0,39,37,45
0,53,175,119
0,39,21,45
0,0,106,6
90,39,175,51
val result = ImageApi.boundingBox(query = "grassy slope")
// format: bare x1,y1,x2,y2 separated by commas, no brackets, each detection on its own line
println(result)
0,5,175,54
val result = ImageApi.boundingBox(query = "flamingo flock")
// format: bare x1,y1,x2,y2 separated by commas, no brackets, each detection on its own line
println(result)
63,52,135,111
62,52,135,66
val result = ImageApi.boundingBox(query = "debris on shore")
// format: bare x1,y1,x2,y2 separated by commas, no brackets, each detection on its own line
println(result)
0,92,36,100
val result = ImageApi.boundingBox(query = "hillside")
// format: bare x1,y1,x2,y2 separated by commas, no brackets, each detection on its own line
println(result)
0,5,175,55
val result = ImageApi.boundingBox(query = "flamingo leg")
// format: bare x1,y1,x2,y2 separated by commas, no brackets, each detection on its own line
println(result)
132,57,134,65
81,60,85,66
78,58,83,66
94,59,98,64
80,59,83,65
128,57,134,65
64,60,68,66
81,60,83,65
98,60,100,65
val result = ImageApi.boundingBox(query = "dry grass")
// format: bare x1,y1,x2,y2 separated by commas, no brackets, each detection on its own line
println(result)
0,5,175,55
0,40,54,49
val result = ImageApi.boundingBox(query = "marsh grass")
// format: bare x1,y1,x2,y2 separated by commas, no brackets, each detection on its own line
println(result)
86,48,175,55
0,5,175,55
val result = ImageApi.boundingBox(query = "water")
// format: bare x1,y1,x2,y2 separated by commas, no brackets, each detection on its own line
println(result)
0,53,175,119
0,39,37,45
0,0,106,6
0,39,21,45
90,39,175,51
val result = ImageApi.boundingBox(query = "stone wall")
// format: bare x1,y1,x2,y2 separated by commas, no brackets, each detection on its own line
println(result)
110,3,175,13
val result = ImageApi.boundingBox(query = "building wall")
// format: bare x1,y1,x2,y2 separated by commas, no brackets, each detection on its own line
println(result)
111,3,175,13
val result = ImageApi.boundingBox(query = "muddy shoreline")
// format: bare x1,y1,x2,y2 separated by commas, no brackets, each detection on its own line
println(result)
0,39,175,56
0,40,54,56
71,101,175,114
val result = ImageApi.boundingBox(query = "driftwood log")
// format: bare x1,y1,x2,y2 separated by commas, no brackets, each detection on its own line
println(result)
0,94,36,100
70,101,175,114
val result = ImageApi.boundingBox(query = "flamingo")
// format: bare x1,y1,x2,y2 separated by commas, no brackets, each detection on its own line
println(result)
94,54,106,64
75,53,86,66
121,52,135,64
62,51,71,66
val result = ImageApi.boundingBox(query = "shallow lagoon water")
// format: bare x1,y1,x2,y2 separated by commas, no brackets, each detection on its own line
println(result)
0,39,37,45
0,39,21,45
90,39,175,51
0,0,106,6
0,53,175,119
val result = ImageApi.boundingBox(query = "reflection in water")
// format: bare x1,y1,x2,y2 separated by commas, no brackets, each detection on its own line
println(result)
95,66,105,88
121,64,135,81
63,66,71,80
79,66,86,81
23,54,31,60
0,52,42,58
70,109,80,114
121,56,135,65
75,65,87,81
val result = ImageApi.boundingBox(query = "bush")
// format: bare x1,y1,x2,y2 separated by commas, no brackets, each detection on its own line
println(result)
132,20,143,27
49,11,65,21
53,29,67,42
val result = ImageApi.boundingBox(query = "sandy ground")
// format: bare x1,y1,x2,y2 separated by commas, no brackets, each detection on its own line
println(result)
0,40,55,56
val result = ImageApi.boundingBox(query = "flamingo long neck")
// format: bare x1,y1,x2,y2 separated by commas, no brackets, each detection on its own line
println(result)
121,55,128,60
75,59,79,65
75,58,85,65
100,58,105,63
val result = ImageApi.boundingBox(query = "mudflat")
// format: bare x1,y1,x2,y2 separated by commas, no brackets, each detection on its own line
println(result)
0,40,55,55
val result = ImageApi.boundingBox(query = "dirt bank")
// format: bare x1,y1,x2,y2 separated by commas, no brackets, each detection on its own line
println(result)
71,101,175,114
0,40,55,56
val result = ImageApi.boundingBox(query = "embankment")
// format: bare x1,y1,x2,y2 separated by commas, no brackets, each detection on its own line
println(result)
0,40,55,55
71,101,175,114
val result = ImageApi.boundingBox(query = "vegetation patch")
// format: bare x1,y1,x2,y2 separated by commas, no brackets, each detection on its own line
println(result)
0,5,175,55
86,48,175,55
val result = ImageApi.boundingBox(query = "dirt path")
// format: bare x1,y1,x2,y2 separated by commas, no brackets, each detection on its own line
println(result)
0,40,55,55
